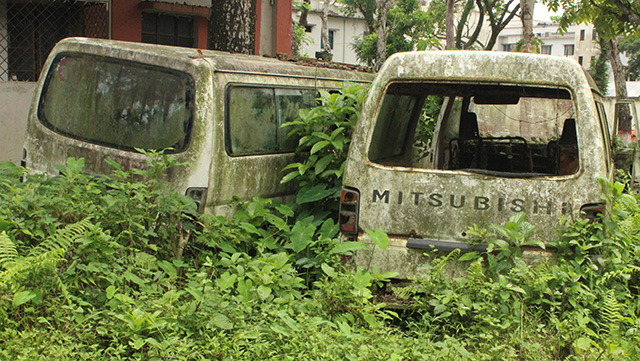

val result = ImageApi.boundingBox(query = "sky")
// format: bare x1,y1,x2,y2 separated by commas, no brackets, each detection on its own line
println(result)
533,4,562,22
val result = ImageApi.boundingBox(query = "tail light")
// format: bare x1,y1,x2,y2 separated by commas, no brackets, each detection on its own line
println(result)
580,203,605,222
186,187,208,214
339,187,360,235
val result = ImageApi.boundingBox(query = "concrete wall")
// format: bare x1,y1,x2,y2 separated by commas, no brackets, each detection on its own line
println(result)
0,81,36,164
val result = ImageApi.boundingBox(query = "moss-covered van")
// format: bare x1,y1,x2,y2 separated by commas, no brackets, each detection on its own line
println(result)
22,37,373,214
339,51,615,279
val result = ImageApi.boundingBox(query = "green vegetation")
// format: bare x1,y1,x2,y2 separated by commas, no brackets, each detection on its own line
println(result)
2,86,640,359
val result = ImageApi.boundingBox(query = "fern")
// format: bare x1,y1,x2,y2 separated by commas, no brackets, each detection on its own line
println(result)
0,219,92,303
28,217,93,257
0,231,18,268
599,290,622,337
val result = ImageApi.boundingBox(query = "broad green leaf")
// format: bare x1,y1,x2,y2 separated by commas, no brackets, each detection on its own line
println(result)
321,263,337,278
574,337,592,351
157,260,177,278
458,252,480,261
12,290,36,307
287,222,316,253
257,285,272,299
280,171,299,184
314,155,334,175
296,184,335,204
217,272,237,291
318,218,339,239
239,222,260,235
366,229,389,250
330,241,368,255
211,313,234,330
310,140,330,155
124,271,146,287
106,285,117,299
265,214,289,231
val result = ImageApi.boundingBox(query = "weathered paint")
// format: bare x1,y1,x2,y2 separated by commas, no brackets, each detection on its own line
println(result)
343,51,613,279
23,37,373,214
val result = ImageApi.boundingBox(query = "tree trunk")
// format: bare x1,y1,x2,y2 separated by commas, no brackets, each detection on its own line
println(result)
608,38,631,133
209,0,256,54
375,0,394,70
299,0,310,28
321,0,332,53
519,0,536,53
446,0,455,49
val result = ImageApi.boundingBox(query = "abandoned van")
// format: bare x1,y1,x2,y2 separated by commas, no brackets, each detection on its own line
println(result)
22,37,372,214
339,51,614,279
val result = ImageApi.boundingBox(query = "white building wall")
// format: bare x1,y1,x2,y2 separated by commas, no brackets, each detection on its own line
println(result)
259,0,276,57
294,0,366,65
495,22,598,71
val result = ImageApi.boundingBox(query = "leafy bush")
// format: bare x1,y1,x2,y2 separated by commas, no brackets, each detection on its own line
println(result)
281,83,368,220
2,88,640,360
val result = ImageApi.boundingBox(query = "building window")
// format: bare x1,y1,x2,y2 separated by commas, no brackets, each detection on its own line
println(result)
564,44,575,57
320,29,335,50
3,1,108,81
592,29,597,40
503,43,516,52
142,13,194,48
541,45,552,55
578,56,583,65
580,29,585,41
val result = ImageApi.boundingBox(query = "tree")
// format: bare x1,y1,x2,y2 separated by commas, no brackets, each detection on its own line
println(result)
321,0,336,53
542,0,636,132
545,0,640,39
209,0,256,54
446,0,455,48
293,0,313,56
483,0,520,50
347,0,442,67
619,36,640,81
520,0,536,52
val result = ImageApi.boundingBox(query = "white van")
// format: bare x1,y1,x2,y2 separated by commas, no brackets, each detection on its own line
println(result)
339,51,615,279
22,37,373,214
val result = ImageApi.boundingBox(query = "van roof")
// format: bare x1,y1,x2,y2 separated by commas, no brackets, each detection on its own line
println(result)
376,51,599,95
53,37,373,83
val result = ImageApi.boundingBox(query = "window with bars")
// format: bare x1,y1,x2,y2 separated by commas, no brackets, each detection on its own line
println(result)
0,0,108,82
141,13,195,48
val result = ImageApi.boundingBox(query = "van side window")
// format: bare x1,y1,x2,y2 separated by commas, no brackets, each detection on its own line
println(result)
596,101,612,171
226,86,316,155
368,82,579,177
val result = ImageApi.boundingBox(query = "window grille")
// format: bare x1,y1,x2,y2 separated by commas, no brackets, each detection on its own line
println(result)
0,0,109,82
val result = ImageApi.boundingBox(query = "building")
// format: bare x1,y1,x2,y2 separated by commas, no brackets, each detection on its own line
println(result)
496,21,598,71
292,0,367,64
0,0,294,163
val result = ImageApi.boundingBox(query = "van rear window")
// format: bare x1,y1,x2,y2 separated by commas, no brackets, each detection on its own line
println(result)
369,82,579,177
38,53,194,152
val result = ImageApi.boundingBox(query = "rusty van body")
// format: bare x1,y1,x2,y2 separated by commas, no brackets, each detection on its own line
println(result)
22,37,372,214
339,51,614,279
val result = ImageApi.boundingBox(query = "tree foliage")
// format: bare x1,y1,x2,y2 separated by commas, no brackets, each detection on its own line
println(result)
619,36,640,81
544,0,640,39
